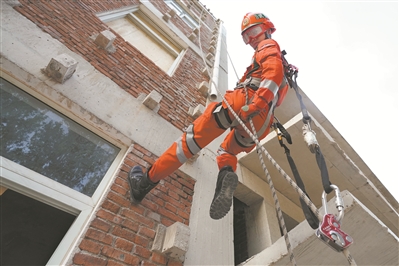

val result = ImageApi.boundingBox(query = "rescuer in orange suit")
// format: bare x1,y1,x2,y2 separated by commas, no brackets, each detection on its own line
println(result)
128,12,289,220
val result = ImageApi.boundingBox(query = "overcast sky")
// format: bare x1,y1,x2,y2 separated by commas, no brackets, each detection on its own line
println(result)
200,1,398,201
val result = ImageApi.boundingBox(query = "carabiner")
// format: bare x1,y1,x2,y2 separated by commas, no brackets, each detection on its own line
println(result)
317,184,353,252
322,184,344,223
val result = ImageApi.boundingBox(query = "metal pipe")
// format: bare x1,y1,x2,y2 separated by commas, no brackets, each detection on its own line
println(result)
209,22,224,102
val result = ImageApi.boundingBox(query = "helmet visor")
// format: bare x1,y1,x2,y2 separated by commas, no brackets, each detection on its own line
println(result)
242,24,264,44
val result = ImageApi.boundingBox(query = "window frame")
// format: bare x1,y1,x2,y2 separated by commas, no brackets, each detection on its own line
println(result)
98,6,186,76
0,74,128,265
165,0,200,29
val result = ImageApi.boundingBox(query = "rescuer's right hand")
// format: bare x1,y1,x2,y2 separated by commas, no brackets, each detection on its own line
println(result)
239,103,260,122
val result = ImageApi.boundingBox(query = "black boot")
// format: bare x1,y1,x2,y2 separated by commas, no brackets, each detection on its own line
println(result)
128,166,158,204
209,166,238,220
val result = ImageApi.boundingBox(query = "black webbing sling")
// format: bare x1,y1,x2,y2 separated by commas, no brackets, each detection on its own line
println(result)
273,121,319,229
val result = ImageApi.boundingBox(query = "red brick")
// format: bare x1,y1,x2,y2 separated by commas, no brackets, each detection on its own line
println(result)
86,228,113,245
79,239,102,254
134,234,150,247
135,245,152,259
134,144,152,157
151,252,168,265
158,208,183,223
167,190,180,201
165,202,177,213
101,199,120,214
110,182,128,196
121,219,140,233
132,201,148,214
121,209,155,228
170,179,183,189
182,186,194,196
97,209,122,225
160,217,174,227
156,183,168,194
72,253,107,266
177,209,190,220
105,260,125,266
141,197,159,212
101,246,141,265
146,193,165,208
112,226,136,242
138,227,156,239
107,191,130,208
132,148,144,158
91,217,111,233
143,154,156,165
114,237,134,252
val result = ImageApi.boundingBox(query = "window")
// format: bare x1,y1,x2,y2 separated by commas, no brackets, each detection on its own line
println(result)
165,0,199,29
102,10,185,75
0,77,126,265
1,78,120,197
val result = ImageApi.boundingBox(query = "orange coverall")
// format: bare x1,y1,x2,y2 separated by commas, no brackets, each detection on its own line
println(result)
148,38,288,182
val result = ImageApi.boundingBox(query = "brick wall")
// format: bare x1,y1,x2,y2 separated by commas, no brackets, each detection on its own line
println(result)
14,0,216,131
71,143,195,266
12,1,215,264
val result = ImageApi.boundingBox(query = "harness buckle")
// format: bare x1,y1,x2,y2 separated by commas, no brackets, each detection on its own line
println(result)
316,185,353,252
235,77,260,91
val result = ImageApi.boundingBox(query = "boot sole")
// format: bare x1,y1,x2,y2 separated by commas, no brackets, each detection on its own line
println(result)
128,168,142,204
209,172,238,220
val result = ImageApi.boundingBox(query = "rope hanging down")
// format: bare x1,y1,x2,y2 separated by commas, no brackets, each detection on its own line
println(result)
197,15,356,266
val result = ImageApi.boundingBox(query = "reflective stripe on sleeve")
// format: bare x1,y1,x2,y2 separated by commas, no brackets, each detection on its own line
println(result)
259,78,279,97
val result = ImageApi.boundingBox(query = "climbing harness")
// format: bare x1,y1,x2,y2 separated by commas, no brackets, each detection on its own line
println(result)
197,14,356,266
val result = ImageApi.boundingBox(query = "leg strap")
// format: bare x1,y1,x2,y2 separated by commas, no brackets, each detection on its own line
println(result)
213,103,233,129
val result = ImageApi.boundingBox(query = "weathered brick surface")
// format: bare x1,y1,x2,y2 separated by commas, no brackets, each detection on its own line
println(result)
71,144,195,265
15,0,216,131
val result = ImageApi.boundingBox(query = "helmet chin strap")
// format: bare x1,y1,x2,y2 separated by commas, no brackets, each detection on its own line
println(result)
265,30,271,39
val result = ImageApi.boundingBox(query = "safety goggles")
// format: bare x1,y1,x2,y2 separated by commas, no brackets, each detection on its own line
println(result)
242,24,265,44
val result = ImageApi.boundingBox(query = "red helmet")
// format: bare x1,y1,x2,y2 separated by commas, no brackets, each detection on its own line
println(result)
241,12,276,34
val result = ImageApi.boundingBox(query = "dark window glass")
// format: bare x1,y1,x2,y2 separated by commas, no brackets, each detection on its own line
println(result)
0,78,120,196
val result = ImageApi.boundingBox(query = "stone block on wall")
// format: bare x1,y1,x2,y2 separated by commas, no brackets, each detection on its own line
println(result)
197,81,209,97
142,90,163,110
162,222,190,261
43,53,78,84
188,104,205,119
94,30,116,51
151,222,190,262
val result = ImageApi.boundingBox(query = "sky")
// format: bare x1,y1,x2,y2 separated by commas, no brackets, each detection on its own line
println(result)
200,1,399,202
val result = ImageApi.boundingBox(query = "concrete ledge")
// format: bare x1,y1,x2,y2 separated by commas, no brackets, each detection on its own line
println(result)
241,190,399,265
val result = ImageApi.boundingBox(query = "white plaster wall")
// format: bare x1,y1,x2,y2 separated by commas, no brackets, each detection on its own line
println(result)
1,3,234,265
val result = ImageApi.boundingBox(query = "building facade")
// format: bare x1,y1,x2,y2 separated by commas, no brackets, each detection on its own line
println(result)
1,1,398,266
